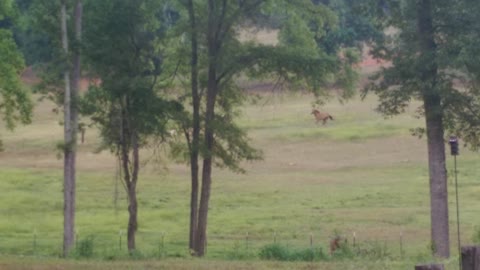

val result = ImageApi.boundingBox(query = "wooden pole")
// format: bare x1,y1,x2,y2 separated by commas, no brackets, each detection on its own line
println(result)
461,246,480,270
414,264,444,270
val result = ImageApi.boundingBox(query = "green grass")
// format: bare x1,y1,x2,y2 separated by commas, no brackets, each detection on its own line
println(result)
0,93,478,269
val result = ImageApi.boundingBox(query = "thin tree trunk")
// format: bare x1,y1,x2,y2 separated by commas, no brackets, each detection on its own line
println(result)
195,90,215,256
61,0,75,257
194,0,219,255
121,139,138,253
186,0,200,253
417,0,450,258
120,100,139,253
127,187,137,251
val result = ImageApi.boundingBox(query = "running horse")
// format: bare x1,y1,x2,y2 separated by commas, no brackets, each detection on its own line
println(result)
311,109,334,125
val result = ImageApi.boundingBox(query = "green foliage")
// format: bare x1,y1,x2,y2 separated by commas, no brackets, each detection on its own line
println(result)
314,0,384,54
259,243,327,261
73,235,95,258
259,244,290,260
0,4,32,147
363,0,480,149
170,0,358,175
82,0,181,153
24,0,67,106
278,13,318,57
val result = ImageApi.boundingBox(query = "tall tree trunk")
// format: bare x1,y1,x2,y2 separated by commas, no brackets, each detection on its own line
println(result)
120,101,139,253
127,187,138,252
61,0,74,257
195,77,216,256
126,141,138,253
424,94,450,258
194,0,218,256
186,0,200,252
417,0,450,258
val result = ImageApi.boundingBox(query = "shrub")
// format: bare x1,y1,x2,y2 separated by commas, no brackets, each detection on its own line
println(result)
290,247,327,261
74,235,95,258
259,243,290,261
259,243,327,261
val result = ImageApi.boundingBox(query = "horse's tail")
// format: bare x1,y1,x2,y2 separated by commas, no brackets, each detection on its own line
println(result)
328,115,334,120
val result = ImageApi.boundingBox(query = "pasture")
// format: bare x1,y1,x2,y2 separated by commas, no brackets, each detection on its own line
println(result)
0,86,479,269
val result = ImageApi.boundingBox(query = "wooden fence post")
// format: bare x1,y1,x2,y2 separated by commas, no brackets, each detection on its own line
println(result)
462,245,480,270
414,264,444,270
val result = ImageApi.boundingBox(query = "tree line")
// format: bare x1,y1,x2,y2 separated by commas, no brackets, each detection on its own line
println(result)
2,0,480,259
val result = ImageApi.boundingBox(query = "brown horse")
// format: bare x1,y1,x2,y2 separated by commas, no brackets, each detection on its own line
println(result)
311,109,334,125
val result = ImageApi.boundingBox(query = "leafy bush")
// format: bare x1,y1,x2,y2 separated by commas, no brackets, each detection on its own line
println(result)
129,249,146,260
74,235,95,258
290,247,327,261
259,243,290,261
259,243,327,261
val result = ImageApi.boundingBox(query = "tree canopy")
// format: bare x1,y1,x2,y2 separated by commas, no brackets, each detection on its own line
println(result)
0,0,32,149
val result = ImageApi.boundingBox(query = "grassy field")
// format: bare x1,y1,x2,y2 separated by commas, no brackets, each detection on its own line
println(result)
0,85,479,269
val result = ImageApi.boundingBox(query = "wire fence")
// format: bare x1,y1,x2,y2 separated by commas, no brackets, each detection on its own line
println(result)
0,229,414,260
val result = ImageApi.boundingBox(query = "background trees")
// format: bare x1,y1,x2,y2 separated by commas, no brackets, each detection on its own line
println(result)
0,0,32,150
59,0,82,256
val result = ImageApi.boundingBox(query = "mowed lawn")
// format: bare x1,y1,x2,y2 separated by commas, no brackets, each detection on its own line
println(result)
0,89,479,269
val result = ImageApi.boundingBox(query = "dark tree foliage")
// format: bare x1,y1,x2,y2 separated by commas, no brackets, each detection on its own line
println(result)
9,0,56,65
0,0,32,150
312,0,383,54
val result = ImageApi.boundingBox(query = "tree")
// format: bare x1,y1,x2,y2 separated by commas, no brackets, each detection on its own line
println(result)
22,0,82,256
0,0,32,150
179,0,201,252
59,0,82,257
82,0,180,252
174,0,356,256
363,0,480,258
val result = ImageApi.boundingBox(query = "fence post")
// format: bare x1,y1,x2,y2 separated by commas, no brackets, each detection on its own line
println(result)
118,230,122,250
353,231,356,247
461,245,480,270
32,228,37,255
310,233,313,248
400,231,404,259
160,232,165,256
414,264,445,270
75,230,79,250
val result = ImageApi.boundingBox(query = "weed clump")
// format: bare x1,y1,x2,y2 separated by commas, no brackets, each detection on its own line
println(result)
259,243,327,261
73,235,95,258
